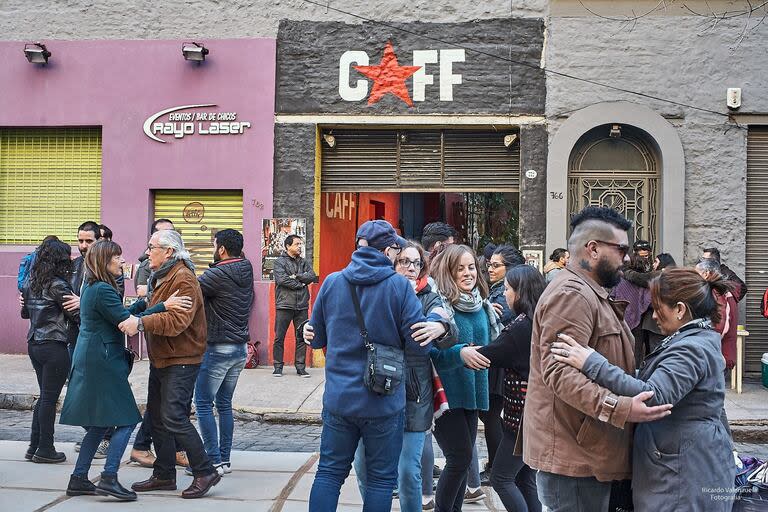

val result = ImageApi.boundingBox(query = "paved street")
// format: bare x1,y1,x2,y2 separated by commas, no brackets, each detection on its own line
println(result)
0,409,488,458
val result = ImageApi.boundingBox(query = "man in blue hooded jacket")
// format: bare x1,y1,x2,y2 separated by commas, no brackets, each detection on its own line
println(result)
307,220,449,512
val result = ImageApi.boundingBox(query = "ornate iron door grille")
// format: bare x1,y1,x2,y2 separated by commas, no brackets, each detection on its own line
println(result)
567,129,660,250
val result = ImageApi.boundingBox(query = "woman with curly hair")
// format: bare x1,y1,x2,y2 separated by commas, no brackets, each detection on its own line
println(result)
21,238,80,464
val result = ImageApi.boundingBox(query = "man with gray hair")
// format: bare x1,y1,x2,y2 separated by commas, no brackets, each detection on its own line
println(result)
119,230,220,499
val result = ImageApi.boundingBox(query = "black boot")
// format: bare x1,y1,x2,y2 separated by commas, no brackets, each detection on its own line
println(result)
67,474,97,496
32,447,66,464
24,445,37,461
95,473,137,501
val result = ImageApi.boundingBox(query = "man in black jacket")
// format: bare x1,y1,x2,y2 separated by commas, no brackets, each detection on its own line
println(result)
272,234,318,377
194,228,254,474
703,247,748,302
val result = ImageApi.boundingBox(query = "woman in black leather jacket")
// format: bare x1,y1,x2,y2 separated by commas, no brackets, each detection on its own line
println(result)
21,238,80,464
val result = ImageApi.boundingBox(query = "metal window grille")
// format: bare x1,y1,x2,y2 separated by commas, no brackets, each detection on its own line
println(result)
0,127,102,245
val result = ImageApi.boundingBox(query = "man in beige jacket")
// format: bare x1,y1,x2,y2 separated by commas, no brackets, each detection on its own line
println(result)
523,206,672,511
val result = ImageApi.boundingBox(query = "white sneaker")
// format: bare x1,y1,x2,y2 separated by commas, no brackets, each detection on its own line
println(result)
219,461,232,474
93,439,109,459
463,488,486,503
185,465,225,476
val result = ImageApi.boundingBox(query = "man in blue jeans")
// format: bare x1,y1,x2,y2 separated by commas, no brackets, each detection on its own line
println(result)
305,220,448,512
194,229,254,475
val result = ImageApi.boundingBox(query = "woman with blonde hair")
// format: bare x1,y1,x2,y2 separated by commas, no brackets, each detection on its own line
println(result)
61,240,190,501
429,244,501,512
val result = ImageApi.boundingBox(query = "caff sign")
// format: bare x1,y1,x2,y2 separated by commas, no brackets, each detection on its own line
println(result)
143,104,252,143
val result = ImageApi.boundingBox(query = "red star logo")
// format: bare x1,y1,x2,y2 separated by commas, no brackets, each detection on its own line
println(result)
354,41,421,107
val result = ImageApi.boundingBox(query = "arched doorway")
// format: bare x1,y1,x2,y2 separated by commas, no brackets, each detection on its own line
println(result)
545,101,685,262
567,123,661,250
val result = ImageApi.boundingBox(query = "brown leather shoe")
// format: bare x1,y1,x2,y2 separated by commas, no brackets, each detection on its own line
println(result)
130,449,156,468
181,471,221,499
175,451,189,467
131,475,177,492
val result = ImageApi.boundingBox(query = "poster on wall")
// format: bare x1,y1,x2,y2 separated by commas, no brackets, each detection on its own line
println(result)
261,218,307,281
522,249,543,273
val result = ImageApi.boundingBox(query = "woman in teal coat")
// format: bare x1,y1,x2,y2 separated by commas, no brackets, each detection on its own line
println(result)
61,240,191,501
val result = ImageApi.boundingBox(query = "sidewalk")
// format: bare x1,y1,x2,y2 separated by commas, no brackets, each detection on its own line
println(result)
0,440,493,512
1,354,767,435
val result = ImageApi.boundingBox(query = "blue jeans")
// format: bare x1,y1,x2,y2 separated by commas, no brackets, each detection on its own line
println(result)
194,343,247,465
491,430,541,512
536,471,611,512
421,431,435,496
354,430,426,512
310,408,405,512
467,445,481,488
73,425,135,477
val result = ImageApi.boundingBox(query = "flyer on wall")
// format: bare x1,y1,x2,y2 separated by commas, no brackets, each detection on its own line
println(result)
261,218,307,280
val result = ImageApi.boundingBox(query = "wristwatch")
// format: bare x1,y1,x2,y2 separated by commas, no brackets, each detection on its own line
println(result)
137,318,144,333
598,394,618,423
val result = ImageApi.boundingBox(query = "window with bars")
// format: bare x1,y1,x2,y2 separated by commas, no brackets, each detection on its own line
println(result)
0,127,102,245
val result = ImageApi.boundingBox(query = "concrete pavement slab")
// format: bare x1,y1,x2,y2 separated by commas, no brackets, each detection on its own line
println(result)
232,450,316,472
0,489,61,512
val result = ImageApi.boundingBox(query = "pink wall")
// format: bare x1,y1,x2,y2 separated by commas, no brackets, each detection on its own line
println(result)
0,39,276,353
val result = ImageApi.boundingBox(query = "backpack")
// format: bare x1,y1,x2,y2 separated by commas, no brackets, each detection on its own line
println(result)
244,341,261,369
17,252,35,292
761,289,768,319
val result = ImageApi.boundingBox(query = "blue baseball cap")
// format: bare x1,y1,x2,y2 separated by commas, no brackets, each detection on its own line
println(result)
356,220,407,251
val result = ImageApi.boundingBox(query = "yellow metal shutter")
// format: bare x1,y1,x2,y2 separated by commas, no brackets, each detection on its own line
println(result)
746,126,768,372
0,127,102,245
153,190,243,275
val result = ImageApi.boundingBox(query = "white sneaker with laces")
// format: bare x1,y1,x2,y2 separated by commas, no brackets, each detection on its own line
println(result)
93,439,109,459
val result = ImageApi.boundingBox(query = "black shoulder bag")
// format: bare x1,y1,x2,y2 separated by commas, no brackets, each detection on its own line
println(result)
347,278,405,396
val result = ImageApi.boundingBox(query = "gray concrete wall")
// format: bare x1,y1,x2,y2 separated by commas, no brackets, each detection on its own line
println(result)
273,123,317,264
1,0,546,40
546,12,768,273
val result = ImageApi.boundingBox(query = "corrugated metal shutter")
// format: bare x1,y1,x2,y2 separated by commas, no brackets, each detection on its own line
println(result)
321,129,519,192
0,127,102,245
321,130,398,191
444,131,520,191
746,127,768,372
154,190,243,275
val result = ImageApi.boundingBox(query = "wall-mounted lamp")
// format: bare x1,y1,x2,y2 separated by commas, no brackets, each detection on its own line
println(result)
323,134,336,148
503,134,518,147
24,43,51,64
609,124,621,138
182,42,209,62
399,132,408,143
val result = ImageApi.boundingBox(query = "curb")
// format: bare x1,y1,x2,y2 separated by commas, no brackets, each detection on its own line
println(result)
0,392,323,425
1,392,766,438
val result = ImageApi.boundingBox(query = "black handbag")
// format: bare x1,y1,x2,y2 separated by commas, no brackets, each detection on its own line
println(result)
124,347,137,375
347,278,405,396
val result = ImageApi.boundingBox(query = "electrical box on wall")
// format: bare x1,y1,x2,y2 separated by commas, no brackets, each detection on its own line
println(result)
727,88,742,110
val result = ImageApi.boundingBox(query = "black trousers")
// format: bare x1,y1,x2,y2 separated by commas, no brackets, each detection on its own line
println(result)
147,364,213,478
273,308,309,370
433,408,479,512
28,342,70,453
478,393,504,470
133,409,153,450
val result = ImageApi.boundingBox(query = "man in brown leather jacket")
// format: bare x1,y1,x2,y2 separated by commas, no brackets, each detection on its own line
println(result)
119,229,220,499
523,206,672,511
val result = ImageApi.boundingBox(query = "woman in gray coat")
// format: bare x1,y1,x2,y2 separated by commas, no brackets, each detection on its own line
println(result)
550,268,735,511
